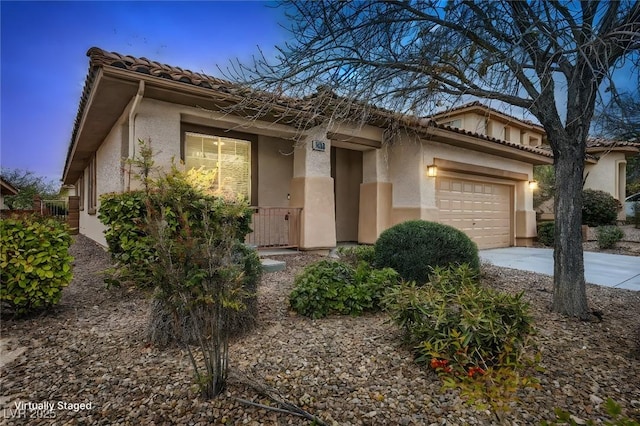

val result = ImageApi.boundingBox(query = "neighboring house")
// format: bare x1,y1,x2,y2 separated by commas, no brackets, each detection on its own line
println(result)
62,47,555,250
584,138,639,221
430,102,640,222
0,177,19,210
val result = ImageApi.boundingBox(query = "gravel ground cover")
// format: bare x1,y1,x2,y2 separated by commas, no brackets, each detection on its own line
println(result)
1,232,639,425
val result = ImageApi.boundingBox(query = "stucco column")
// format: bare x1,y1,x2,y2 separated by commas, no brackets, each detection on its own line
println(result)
515,180,537,246
358,147,392,244
289,126,336,249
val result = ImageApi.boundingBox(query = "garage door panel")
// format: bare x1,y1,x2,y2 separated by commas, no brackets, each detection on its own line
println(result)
437,177,512,249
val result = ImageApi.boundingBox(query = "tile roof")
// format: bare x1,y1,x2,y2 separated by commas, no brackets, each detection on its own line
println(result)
66,47,553,174
586,137,640,149
428,100,545,130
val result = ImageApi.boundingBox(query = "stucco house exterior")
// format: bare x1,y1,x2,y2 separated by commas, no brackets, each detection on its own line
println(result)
63,47,561,250
430,102,639,222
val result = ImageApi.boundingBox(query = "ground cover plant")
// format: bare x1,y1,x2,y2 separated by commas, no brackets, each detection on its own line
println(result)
289,259,399,318
597,226,625,250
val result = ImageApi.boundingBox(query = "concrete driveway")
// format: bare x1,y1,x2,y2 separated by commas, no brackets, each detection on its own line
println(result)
480,247,640,291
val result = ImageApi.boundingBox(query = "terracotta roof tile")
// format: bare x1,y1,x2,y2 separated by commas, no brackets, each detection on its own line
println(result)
65,47,553,179
428,100,545,130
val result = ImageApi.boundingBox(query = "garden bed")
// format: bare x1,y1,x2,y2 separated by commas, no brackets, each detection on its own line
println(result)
1,235,639,425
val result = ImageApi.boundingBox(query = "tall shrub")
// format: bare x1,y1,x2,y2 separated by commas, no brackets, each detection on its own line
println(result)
582,189,618,227
0,215,73,315
98,191,155,288
374,220,479,284
145,171,252,397
99,140,257,398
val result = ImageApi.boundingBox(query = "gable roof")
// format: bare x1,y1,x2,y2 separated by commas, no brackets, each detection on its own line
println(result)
0,177,19,196
428,101,546,132
62,48,553,184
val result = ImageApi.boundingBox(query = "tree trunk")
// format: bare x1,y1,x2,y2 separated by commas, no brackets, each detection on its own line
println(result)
551,141,590,319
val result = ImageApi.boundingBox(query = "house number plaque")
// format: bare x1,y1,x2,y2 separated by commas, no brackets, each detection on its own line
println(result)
312,140,326,152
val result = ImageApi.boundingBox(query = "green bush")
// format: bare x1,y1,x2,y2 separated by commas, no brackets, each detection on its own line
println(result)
228,242,262,334
98,191,156,288
337,245,376,267
383,264,533,370
374,220,479,284
0,215,74,316
289,260,399,319
537,221,555,246
596,225,624,249
99,186,253,289
582,189,619,227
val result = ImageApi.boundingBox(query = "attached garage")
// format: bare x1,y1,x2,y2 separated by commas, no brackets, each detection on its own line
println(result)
436,176,513,249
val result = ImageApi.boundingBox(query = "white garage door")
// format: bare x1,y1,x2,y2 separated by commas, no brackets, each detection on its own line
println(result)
436,177,512,249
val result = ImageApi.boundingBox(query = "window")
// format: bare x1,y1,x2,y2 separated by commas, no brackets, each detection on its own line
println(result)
183,131,252,201
504,126,511,142
442,119,462,129
88,155,97,215
77,175,84,211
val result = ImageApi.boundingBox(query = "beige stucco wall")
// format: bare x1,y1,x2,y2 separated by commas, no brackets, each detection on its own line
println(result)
257,136,294,207
584,152,626,199
289,128,337,249
384,136,536,246
584,152,627,220
359,148,392,243
133,99,182,178
79,121,124,247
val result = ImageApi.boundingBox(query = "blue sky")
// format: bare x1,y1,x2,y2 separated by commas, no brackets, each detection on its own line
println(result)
0,1,288,184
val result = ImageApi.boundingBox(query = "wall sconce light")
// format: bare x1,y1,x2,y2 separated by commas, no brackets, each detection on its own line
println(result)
426,165,438,177
528,180,538,190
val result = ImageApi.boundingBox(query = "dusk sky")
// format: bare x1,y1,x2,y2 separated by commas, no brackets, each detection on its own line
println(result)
1,1,288,184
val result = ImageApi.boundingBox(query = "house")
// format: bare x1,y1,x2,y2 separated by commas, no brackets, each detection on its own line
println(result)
430,102,639,222
0,177,19,210
63,47,558,250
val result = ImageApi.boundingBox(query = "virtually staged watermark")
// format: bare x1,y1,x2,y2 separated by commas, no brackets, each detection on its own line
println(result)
2,400,94,419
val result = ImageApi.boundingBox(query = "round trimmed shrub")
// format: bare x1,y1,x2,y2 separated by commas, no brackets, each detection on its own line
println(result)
536,221,554,246
374,220,479,284
582,189,618,227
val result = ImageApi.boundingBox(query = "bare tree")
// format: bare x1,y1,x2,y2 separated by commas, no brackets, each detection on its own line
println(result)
227,0,640,319
594,91,640,141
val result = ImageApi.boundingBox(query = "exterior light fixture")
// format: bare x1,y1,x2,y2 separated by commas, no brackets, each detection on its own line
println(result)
529,180,538,190
426,165,438,177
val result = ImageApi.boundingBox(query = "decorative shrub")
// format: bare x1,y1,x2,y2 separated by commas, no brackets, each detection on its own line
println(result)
337,245,376,267
383,264,533,370
100,141,257,398
596,225,624,249
537,221,555,246
374,220,479,284
582,189,618,227
98,191,156,288
289,260,399,319
0,215,74,316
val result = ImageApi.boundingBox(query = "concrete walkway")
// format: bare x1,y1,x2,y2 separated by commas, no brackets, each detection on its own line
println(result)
480,247,640,291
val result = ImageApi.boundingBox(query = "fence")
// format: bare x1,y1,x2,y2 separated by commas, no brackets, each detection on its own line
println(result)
245,207,302,249
0,196,79,234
